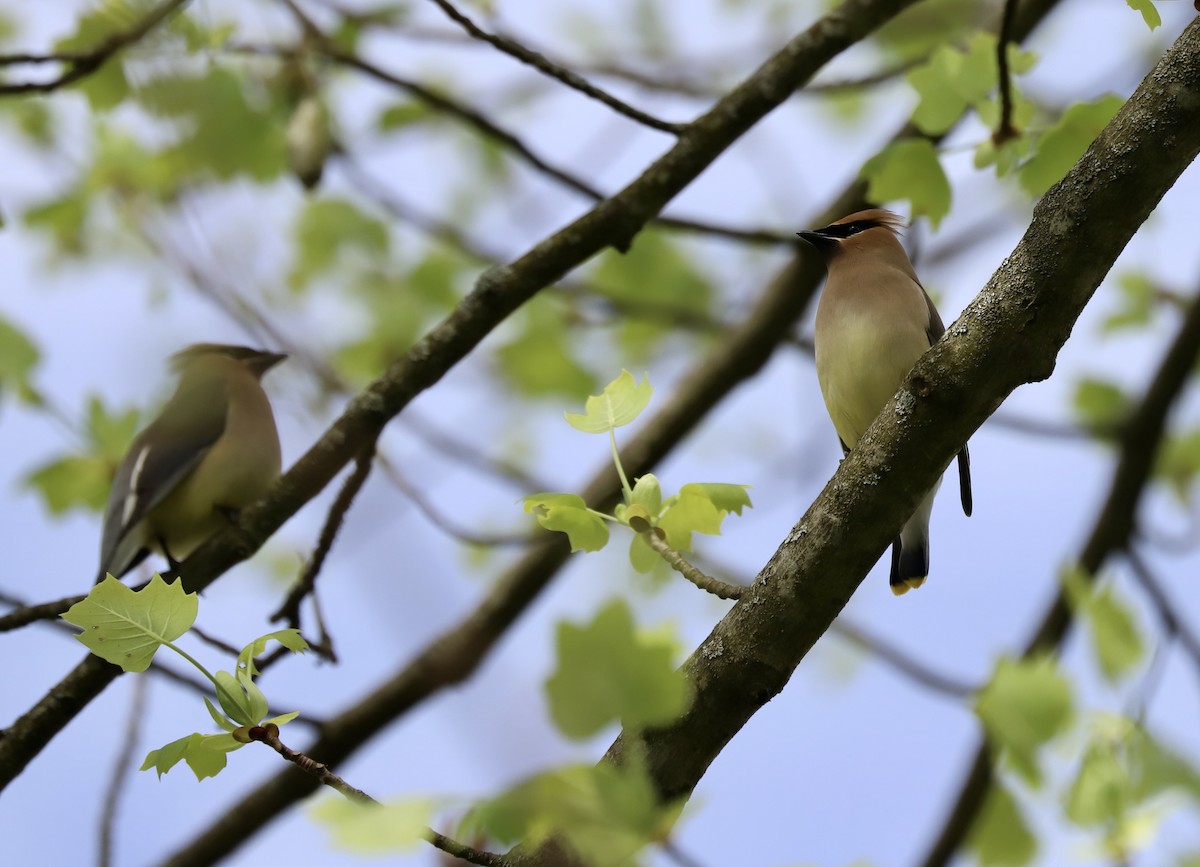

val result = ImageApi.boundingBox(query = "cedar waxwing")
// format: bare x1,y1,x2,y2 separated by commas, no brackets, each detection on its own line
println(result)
97,344,286,583
798,209,971,595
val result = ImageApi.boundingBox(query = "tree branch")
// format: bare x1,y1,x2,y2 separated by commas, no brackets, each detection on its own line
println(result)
424,0,683,134
0,0,191,96
584,18,1200,862
0,0,925,795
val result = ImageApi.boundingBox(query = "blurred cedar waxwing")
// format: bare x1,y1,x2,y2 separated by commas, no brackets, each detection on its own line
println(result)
798,209,971,596
97,344,286,583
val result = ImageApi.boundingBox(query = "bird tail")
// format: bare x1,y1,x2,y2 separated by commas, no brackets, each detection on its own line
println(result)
889,488,937,596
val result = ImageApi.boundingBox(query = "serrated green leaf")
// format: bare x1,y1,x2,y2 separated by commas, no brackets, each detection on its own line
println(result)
861,139,951,228
656,483,751,552
1072,377,1128,434
524,493,610,552
1125,0,1161,31
545,599,690,739
63,575,197,672
237,628,309,677
141,732,242,781
564,370,653,433
967,783,1037,866
1019,95,1125,197
975,656,1074,786
312,797,435,854
462,761,684,867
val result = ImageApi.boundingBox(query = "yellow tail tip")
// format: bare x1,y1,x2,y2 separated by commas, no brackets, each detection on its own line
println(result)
891,576,927,596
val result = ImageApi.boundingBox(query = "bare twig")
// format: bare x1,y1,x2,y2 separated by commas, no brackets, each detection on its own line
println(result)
0,591,84,632
993,0,1021,144
831,618,977,699
98,677,148,867
272,445,376,626
1126,545,1200,676
424,0,682,134
0,0,191,96
642,531,744,600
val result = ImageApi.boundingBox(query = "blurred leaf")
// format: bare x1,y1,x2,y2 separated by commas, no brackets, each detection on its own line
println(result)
861,139,950,228
975,655,1074,786
1019,95,1124,197
524,493,610,552
565,370,653,434
497,300,596,399
1125,0,1161,31
873,0,981,61
136,66,286,180
0,315,40,404
54,2,140,109
1063,566,1144,682
1156,429,1200,502
545,598,690,739
628,532,660,574
587,230,714,359
24,189,90,254
908,33,1035,135
288,198,390,290
967,783,1037,866
463,761,684,866
0,99,55,145
1072,377,1128,434
63,575,198,672
1065,734,1130,827
141,732,242,781
1103,272,1158,333
376,101,433,132
657,483,752,552
312,797,435,854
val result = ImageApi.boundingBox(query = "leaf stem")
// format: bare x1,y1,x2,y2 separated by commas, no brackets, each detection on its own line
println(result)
161,641,219,688
609,429,633,501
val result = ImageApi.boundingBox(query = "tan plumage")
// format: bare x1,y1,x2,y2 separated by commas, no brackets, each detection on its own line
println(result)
799,209,971,595
97,344,286,582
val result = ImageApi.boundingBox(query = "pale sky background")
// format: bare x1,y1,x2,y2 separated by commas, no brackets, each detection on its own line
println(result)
3,1,1200,866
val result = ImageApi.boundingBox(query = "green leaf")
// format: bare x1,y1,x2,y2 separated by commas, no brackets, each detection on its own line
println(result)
376,101,433,132
967,783,1037,866
237,628,309,677
1156,429,1200,503
136,67,286,181
861,139,951,228
627,532,661,574
63,575,197,672
287,198,390,290
463,761,684,867
496,299,596,399
1102,272,1158,333
213,669,270,727
629,474,663,516
1072,377,1128,434
1063,566,1144,682
0,315,39,403
656,483,752,552
1019,95,1125,197
524,493,610,552
975,656,1074,786
312,797,435,854
25,455,113,514
53,4,135,109
564,370,653,434
1065,734,1131,827
141,732,242,781
908,33,1035,135
1125,0,1161,31
544,599,690,739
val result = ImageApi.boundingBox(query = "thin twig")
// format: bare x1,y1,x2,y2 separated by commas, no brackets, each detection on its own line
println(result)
641,530,744,600
0,591,84,632
425,0,682,134
993,0,1021,144
98,676,148,867
1126,546,1200,674
248,726,508,865
0,0,191,96
830,618,977,699
272,445,376,626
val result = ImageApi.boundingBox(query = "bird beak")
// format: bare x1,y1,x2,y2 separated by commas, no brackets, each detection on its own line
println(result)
255,352,288,374
796,230,834,249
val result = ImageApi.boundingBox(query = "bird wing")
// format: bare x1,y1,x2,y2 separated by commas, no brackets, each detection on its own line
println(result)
98,376,229,577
